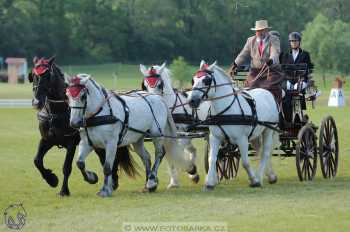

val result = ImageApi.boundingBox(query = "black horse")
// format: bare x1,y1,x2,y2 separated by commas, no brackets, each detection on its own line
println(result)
28,56,137,196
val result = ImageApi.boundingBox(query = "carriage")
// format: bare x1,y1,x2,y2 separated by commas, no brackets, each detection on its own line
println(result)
198,63,339,182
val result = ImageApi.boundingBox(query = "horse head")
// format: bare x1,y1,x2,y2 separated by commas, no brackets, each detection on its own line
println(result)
139,62,167,94
188,60,217,108
28,56,65,109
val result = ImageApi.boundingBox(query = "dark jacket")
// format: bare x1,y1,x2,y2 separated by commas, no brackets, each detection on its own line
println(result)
281,49,313,81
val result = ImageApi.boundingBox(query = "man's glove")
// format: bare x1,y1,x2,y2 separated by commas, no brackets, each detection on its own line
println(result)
266,58,273,66
228,63,238,77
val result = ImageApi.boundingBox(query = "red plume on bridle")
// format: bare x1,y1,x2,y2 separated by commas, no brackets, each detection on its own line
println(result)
66,76,85,98
32,56,55,76
32,58,50,76
144,67,161,88
195,63,209,78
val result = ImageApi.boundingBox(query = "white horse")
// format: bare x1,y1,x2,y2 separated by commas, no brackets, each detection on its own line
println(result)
188,61,279,190
66,74,193,197
140,63,209,188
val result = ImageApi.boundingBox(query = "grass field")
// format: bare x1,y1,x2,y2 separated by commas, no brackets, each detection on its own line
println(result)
0,63,350,232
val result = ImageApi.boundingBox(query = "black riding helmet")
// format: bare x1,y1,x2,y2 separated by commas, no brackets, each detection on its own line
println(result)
288,32,302,41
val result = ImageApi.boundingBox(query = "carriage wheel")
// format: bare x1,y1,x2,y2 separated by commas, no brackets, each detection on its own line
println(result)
319,116,339,179
204,142,240,181
296,125,318,181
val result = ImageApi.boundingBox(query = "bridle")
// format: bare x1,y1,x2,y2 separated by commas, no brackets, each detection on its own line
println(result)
67,78,111,121
141,67,164,93
192,69,217,100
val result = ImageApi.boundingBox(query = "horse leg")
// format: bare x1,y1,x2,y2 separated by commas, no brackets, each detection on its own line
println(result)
95,148,119,190
59,143,76,196
34,139,58,187
237,138,259,187
167,163,180,189
97,142,118,197
184,141,200,184
263,132,278,184
132,140,152,191
146,138,166,192
256,130,274,186
76,141,98,185
204,135,220,190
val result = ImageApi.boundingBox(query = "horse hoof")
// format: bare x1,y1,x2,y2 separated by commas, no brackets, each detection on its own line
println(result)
249,181,262,188
148,185,158,192
146,178,158,192
190,174,200,184
167,183,180,189
112,181,119,191
268,175,278,184
97,189,112,197
58,190,70,197
85,171,98,184
203,185,215,191
45,173,59,188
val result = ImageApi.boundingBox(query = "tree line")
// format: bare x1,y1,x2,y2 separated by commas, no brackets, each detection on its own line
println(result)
1,0,350,74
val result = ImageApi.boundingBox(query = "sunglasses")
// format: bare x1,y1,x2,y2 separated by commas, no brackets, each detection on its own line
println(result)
289,40,299,42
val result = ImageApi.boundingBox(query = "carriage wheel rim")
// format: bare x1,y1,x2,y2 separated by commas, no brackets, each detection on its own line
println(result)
296,125,317,181
319,116,339,178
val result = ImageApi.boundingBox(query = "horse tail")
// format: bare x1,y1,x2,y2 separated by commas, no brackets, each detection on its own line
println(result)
163,106,193,171
115,146,139,178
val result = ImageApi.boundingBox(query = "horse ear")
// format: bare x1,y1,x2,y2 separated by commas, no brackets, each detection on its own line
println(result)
200,60,206,70
158,62,167,74
141,81,146,91
140,64,148,76
64,73,72,84
33,56,39,64
48,55,56,65
208,60,217,71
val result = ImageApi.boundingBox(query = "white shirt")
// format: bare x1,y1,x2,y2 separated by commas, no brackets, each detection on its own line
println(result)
292,49,299,61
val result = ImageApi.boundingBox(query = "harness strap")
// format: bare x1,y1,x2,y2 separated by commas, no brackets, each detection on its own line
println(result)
135,92,163,136
111,93,130,146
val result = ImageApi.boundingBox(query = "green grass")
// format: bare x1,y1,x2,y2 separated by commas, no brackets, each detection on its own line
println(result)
1,63,350,232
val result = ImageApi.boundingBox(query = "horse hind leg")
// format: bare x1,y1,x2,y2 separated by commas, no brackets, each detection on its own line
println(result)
257,129,276,186
34,139,58,188
184,141,200,184
167,162,180,189
237,138,260,187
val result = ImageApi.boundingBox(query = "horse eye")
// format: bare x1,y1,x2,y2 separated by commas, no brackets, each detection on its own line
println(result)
203,77,212,85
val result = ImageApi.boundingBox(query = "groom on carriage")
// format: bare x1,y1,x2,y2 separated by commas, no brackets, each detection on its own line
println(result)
229,19,283,104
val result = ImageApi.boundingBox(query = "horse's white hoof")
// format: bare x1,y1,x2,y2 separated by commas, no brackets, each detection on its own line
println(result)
268,175,278,184
97,189,112,197
167,183,180,189
146,179,158,192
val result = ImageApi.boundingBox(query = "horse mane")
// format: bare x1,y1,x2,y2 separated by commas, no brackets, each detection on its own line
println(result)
156,66,174,94
213,65,232,83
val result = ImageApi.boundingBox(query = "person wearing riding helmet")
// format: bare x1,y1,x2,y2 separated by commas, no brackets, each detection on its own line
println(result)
281,32,313,84
280,32,314,123
229,20,283,104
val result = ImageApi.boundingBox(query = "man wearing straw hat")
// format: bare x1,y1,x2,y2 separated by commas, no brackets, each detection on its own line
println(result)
229,19,283,103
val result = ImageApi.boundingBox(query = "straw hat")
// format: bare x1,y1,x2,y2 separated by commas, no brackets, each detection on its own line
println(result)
251,20,271,31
